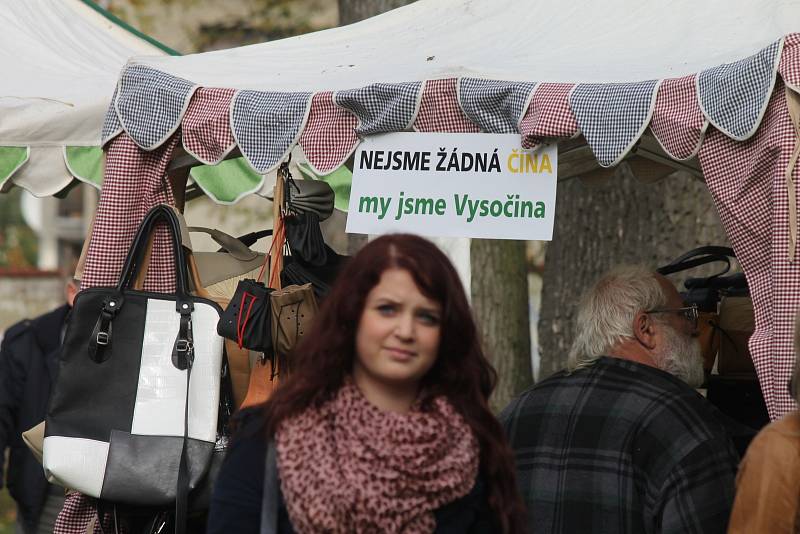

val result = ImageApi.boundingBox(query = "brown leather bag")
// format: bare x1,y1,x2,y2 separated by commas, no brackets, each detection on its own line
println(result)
242,172,287,406
270,283,318,375
717,295,756,375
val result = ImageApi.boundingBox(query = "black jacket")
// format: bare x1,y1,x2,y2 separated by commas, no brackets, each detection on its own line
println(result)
0,304,69,531
207,409,498,534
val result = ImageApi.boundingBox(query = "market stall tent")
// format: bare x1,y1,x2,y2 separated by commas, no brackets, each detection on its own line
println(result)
90,0,800,419
0,0,174,196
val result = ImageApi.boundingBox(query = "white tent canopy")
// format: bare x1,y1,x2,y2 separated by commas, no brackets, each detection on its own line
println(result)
129,0,795,90
100,0,798,206
0,0,169,196
92,0,800,419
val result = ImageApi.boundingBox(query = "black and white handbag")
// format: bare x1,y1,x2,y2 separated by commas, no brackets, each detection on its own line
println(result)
43,205,224,518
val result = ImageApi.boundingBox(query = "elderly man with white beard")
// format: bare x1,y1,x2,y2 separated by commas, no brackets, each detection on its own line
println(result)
501,265,739,534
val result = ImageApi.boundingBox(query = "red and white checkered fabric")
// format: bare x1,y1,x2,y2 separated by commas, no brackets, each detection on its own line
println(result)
181,87,236,164
80,36,800,417
519,83,578,149
650,75,707,160
54,493,96,534
414,78,479,133
298,91,358,175
699,80,799,419
54,493,122,534
82,133,178,293
780,33,800,90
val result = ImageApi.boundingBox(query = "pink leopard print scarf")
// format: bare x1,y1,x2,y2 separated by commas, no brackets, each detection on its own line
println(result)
275,380,480,533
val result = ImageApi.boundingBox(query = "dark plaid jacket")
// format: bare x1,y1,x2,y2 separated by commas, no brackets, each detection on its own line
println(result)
500,356,739,534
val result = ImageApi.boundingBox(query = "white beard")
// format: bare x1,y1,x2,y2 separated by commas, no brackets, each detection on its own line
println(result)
654,323,705,388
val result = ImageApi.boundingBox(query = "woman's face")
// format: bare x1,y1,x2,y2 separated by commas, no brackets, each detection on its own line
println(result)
354,268,442,392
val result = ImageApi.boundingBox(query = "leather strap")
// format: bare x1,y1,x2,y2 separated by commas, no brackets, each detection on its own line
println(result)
785,86,800,262
657,246,735,276
87,206,191,364
270,164,287,291
188,226,258,261
174,314,195,534
236,229,273,248
174,348,193,534
260,441,279,534
186,251,211,298
118,205,191,298
239,359,276,409
88,296,123,363
172,302,194,371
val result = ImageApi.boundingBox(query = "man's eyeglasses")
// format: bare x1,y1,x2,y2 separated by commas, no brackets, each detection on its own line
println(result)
644,303,699,330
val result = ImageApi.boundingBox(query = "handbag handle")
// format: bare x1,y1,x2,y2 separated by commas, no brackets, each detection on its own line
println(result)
235,229,273,248
656,246,735,277
88,205,194,365
188,226,260,261
118,205,191,298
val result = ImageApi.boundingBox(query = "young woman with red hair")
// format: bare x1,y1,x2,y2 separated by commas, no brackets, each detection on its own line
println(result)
208,233,526,534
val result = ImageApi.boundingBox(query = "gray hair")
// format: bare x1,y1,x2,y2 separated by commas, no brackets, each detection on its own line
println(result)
567,265,668,371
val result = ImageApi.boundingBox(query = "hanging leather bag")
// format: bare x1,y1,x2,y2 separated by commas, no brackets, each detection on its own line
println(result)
43,205,224,531
216,223,285,354
189,226,268,292
270,283,318,376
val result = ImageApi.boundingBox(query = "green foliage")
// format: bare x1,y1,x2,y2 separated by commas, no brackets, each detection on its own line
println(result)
0,488,15,534
195,0,332,50
0,188,38,268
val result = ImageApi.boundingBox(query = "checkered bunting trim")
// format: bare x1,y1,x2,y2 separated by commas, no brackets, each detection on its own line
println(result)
697,39,783,141
298,91,359,175
181,87,237,164
519,83,578,149
414,79,479,133
458,78,537,134
570,80,660,167
100,86,122,147
82,133,178,293
334,82,423,136
115,64,197,150
779,33,800,92
699,83,798,420
231,90,313,174
650,75,708,160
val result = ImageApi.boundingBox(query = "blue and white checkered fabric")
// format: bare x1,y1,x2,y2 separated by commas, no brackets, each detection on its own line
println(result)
697,39,782,141
570,80,660,167
231,90,313,173
115,65,196,150
334,82,422,136
458,78,537,134
101,86,122,146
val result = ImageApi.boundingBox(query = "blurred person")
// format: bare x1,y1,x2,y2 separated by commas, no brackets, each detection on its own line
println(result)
0,276,78,534
500,265,739,534
207,234,526,533
727,310,800,533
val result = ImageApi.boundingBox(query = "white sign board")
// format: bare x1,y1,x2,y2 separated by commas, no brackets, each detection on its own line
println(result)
346,133,557,240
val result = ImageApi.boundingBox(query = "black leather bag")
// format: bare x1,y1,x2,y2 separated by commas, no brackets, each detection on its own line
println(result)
44,205,225,534
217,279,274,353
285,211,327,267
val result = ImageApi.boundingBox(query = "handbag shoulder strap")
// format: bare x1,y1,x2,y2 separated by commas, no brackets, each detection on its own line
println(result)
88,205,194,364
188,226,259,261
118,204,191,296
656,246,734,277
261,440,279,534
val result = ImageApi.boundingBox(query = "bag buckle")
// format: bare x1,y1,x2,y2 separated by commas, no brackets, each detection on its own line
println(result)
96,331,110,346
176,339,193,353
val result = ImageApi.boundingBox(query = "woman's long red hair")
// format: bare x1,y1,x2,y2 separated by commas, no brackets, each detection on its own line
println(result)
264,234,525,532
